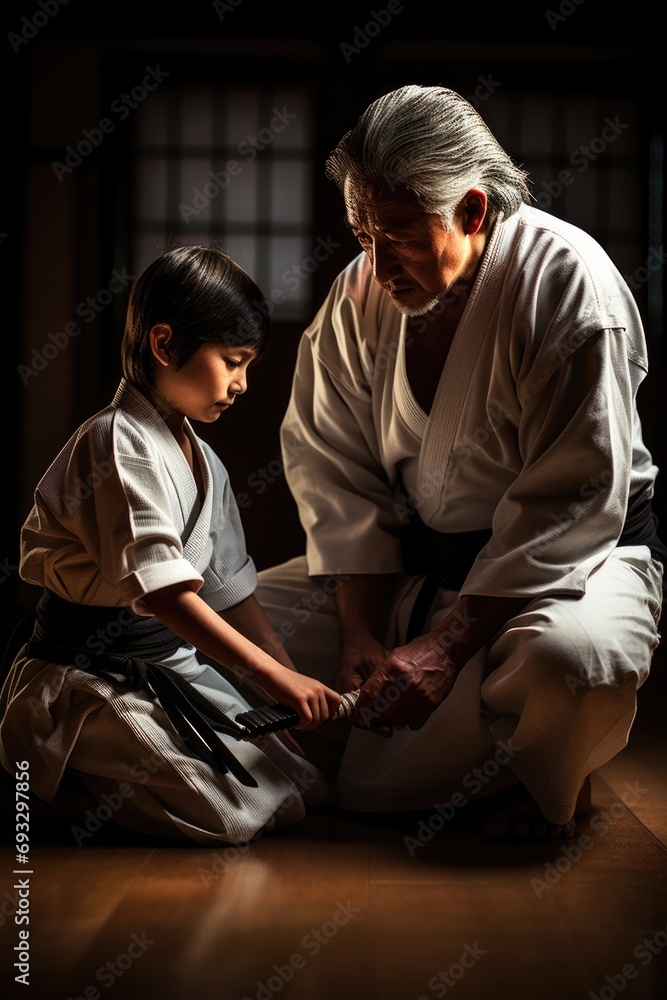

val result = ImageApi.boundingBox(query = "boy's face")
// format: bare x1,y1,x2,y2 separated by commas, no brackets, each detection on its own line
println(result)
151,331,258,423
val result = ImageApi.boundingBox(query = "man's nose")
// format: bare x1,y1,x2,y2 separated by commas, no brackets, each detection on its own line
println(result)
371,239,402,284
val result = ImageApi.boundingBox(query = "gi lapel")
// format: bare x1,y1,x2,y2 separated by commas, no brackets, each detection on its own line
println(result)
181,426,214,571
416,213,516,524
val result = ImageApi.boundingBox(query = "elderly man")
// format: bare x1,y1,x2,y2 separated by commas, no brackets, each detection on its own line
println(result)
255,85,665,839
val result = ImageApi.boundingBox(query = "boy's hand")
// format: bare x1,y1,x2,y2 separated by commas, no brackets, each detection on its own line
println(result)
257,668,342,731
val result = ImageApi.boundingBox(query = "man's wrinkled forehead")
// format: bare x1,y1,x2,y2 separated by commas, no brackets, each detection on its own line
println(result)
343,176,426,232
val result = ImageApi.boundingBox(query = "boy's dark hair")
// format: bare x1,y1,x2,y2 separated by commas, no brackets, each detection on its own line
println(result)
121,244,271,389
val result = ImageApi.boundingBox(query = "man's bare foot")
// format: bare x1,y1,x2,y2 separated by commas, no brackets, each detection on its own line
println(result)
482,775,592,841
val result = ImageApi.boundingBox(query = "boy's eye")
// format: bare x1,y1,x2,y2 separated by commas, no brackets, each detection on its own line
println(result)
225,359,240,370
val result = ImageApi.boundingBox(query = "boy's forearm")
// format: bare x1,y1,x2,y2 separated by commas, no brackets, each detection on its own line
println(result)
219,594,295,669
143,584,285,682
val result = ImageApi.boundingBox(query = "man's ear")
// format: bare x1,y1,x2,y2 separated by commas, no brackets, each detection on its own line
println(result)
459,189,488,235
149,324,174,368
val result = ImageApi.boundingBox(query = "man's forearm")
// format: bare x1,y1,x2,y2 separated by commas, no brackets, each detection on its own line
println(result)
337,578,529,660
335,573,398,646
431,593,530,668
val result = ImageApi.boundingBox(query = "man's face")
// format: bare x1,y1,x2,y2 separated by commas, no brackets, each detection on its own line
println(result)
344,180,476,317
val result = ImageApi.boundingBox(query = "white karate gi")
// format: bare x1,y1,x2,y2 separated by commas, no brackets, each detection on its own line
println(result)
256,204,664,824
0,380,326,845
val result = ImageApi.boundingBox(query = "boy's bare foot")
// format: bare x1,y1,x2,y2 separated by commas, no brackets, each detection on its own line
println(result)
482,775,592,841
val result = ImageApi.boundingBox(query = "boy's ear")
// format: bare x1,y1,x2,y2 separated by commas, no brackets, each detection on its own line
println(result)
149,324,174,367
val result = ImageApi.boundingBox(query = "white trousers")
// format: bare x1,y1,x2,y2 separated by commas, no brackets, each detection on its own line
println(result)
0,653,327,846
255,546,663,825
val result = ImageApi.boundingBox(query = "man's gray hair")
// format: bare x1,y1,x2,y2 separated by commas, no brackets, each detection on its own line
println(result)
325,84,532,226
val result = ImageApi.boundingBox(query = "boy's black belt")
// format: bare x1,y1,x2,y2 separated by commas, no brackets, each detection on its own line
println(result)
25,590,260,787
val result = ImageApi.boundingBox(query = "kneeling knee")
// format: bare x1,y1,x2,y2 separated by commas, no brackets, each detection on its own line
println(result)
562,666,639,703
526,629,640,695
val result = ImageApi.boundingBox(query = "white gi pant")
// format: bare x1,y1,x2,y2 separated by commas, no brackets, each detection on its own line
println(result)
0,654,328,846
255,546,664,825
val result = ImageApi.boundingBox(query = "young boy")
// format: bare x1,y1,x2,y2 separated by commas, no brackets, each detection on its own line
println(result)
0,244,340,846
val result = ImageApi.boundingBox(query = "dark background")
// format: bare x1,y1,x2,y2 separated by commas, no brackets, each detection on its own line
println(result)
1,1,664,654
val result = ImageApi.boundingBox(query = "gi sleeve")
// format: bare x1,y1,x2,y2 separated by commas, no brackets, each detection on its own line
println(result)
23,416,207,613
93,452,205,611
281,273,403,577
197,447,259,611
461,324,647,597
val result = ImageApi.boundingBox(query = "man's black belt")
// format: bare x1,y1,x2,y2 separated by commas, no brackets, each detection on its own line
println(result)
400,516,492,641
24,590,260,787
400,486,667,642
618,485,667,565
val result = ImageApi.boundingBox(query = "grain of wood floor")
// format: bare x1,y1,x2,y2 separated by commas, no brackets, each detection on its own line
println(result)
2,646,666,1000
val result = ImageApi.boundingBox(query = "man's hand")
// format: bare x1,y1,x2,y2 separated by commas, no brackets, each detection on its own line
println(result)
353,632,459,735
336,634,388,693
335,581,530,738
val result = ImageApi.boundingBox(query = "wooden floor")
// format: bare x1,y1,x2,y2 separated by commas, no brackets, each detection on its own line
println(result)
2,649,667,1000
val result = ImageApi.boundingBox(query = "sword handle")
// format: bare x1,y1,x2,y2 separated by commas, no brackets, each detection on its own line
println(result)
234,689,360,739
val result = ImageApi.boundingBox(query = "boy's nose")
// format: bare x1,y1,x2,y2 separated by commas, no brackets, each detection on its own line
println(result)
232,371,248,395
